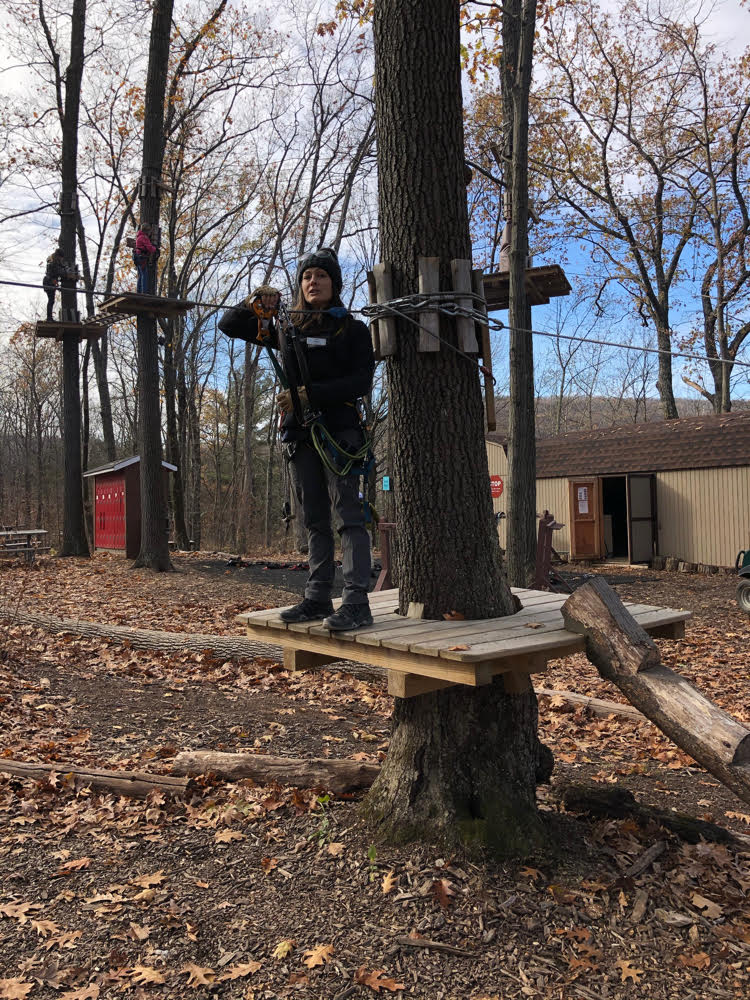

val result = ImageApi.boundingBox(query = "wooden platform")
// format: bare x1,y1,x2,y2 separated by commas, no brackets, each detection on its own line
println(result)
98,293,196,319
35,320,106,342
483,264,571,310
237,588,690,698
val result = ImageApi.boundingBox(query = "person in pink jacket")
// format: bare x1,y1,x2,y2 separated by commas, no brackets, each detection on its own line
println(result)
134,223,158,294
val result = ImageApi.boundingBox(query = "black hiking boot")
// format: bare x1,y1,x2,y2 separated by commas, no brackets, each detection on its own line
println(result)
279,598,334,624
323,603,374,632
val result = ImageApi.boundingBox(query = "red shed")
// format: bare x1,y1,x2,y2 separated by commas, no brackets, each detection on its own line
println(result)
84,456,176,558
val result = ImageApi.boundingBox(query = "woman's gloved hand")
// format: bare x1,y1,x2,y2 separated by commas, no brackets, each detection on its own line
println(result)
245,285,281,314
276,386,308,413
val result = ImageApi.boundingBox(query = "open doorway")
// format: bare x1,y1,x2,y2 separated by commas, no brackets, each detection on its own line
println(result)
602,476,628,559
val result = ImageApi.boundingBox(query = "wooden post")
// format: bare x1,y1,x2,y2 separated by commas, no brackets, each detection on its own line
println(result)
472,269,496,431
450,259,478,353
366,270,382,360
372,263,397,356
417,256,440,351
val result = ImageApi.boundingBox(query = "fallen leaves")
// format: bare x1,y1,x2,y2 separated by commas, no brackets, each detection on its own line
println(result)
0,902,42,924
130,870,165,888
130,965,165,985
355,966,405,993
302,943,334,968
272,939,295,960
60,987,99,1000
677,951,711,970
381,870,396,895
217,961,262,981
181,963,215,986
432,878,454,910
0,980,33,1000
55,856,91,875
215,828,245,843
615,959,643,984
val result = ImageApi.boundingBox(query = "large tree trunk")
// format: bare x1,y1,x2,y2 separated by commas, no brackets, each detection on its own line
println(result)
504,0,537,587
133,0,175,571
366,0,547,856
59,0,89,557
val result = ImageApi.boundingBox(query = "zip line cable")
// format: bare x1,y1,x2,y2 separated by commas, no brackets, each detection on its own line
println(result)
3,275,750,372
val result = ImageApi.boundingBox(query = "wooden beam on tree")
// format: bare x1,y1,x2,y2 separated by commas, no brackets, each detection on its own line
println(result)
366,270,382,360
372,263,397,356
562,578,750,805
417,256,441,351
171,751,379,794
450,259,478,353
472,268,496,431
0,760,191,799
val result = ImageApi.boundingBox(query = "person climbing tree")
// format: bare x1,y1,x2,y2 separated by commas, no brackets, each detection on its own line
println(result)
219,248,376,631
134,223,158,294
42,248,72,321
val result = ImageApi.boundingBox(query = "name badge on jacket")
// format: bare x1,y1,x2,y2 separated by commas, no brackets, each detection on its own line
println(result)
305,337,327,347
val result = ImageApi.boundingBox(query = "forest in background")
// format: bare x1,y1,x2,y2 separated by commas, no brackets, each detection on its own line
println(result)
0,0,748,551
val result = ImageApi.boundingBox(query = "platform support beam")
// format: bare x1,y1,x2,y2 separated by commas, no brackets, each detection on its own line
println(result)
283,648,338,672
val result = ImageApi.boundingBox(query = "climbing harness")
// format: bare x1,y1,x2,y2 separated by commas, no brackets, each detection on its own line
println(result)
272,300,376,480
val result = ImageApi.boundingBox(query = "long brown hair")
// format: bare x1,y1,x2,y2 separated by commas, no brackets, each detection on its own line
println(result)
289,284,345,331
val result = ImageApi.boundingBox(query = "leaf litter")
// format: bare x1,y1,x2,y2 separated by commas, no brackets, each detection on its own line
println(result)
0,554,748,997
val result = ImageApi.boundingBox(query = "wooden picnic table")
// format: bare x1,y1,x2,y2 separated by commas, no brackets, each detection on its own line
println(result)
0,529,50,563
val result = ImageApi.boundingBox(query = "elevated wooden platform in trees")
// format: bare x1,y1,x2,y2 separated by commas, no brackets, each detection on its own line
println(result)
34,319,106,342
483,264,571,311
237,587,689,699
98,292,196,320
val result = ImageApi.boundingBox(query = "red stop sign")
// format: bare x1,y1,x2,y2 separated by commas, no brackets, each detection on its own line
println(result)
490,475,504,499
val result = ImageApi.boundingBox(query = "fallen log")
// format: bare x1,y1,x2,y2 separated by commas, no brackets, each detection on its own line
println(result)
535,687,645,721
0,606,280,660
557,784,749,846
0,759,191,799
172,750,380,794
562,578,750,806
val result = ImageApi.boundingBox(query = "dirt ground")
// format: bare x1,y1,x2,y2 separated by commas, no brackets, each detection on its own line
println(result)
0,552,748,999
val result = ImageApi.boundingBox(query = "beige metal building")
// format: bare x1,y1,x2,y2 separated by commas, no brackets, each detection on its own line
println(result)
487,412,750,568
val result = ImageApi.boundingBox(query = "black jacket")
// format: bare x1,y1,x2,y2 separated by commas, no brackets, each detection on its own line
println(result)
218,303,375,440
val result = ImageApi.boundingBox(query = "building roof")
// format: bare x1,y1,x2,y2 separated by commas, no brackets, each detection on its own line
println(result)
487,411,750,477
84,456,178,478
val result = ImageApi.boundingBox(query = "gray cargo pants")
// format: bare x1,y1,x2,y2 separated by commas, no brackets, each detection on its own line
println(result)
288,431,371,607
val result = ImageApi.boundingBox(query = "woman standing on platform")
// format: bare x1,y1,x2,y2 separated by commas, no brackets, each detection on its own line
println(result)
134,223,158,294
219,248,375,631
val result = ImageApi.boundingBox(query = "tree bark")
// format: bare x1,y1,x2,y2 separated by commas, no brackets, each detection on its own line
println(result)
367,0,548,856
133,0,175,571
562,578,750,806
59,0,89,557
172,751,379,795
503,0,538,587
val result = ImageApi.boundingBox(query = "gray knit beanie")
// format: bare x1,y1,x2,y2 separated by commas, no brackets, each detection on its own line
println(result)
296,247,342,294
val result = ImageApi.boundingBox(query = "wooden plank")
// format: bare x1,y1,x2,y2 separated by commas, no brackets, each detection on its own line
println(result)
472,268,495,431
366,270,382,360
387,673,455,698
372,264,397,356
438,609,689,663
283,648,337,672
451,259,478,353
417,256,441,352
244,624,481,685
98,294,195,319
